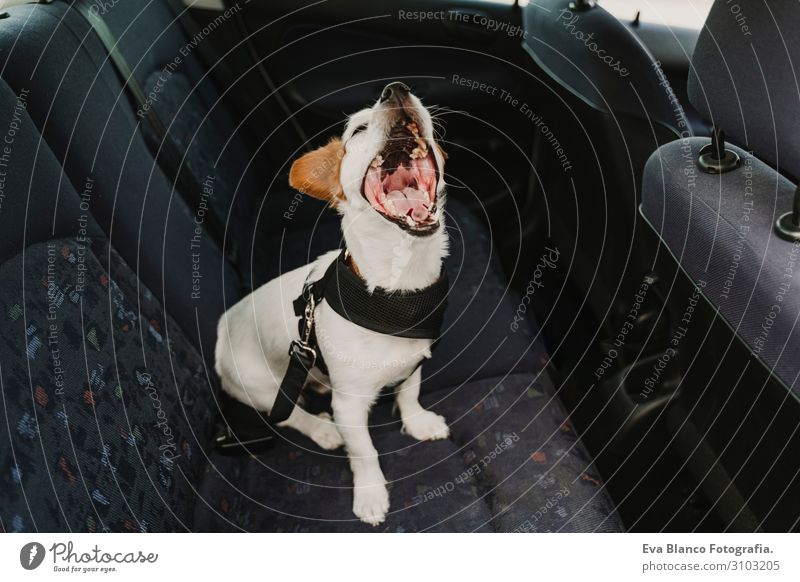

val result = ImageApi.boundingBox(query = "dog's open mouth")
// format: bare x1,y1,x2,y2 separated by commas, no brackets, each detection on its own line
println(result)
362,117,439,235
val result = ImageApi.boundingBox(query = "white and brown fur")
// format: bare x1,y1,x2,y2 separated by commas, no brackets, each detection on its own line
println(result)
215,84,449,525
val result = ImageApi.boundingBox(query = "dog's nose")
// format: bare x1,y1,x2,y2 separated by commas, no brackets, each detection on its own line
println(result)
380,82,411,103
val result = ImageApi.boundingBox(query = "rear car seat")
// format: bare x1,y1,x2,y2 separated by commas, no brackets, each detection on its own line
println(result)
0,0,623,531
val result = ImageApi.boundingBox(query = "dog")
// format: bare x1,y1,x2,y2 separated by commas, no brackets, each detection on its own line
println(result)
215,82,450,525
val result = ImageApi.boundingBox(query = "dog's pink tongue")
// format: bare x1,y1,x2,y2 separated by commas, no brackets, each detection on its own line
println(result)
386,187,430,221
383,165,413,192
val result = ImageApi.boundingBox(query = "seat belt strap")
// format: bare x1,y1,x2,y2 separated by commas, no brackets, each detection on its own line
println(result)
66,0,239,268
163,0,241,118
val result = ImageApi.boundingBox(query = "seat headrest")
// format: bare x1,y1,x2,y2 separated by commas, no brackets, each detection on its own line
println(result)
689,0,800,179
523,0,689,137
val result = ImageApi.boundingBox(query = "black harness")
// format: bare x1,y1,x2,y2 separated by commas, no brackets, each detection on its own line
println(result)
269,250,449,422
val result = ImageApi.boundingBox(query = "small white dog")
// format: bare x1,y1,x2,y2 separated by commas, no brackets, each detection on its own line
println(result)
215,83,450,525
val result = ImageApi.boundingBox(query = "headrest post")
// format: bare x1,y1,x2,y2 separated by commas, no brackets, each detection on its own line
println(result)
698,125,741,174
794,188,800,228
775,186,800,241
711,127,725,161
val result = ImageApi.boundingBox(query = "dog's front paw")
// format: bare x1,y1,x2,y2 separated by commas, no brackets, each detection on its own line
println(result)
352,483,390,526
309,412,344,450
402,410,449,441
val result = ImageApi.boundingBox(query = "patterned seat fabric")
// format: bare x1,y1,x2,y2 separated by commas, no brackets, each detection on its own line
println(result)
195,374,622,532
0,1,624,532
420,374,622,532
0,239,210,532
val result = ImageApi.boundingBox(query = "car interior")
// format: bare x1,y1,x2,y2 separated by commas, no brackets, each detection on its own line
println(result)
1,0,798,533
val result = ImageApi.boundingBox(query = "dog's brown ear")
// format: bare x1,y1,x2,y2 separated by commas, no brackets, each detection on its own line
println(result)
289,139,345,203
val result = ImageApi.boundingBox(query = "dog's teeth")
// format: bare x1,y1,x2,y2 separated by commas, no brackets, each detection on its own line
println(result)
370,155,384,168
406,216,414,226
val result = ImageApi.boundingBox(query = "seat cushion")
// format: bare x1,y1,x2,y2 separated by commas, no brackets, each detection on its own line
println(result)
194,431,495,532
641,137,800,394
254,198,546,392
194,372,623,532
421,374,623,532
0,238,212,532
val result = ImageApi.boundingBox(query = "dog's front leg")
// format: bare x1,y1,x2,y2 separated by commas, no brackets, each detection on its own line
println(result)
331,390,389,525
396,367,450,441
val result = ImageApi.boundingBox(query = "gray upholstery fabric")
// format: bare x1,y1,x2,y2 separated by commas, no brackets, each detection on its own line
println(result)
688,0,800,179
641,137,800,393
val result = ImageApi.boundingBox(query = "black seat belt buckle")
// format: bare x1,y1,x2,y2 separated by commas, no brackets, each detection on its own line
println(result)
213,394,277,456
